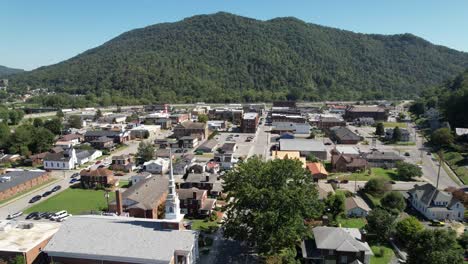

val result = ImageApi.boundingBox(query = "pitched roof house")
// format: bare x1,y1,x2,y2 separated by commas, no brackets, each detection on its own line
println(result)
177,188,216,217
306,162,328,181
408,183,464,221
79,168,116,187
301,226,373,264
331,154,368,172
329,126,362,144
345,196,371,217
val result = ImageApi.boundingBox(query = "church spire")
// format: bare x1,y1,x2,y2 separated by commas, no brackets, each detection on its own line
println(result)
165,149,182,220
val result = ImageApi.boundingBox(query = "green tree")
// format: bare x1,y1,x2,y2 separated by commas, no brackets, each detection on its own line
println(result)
94,109,103,121
56,109,64,120
308,131,316,139
364,178,389,196
395,216,424,244
33,118,44,128
306,153,318,162
366,207,397,241
68,115,83,129
0,122,11,149
30,127,55,153
392,126,402,142
407,229,463,264
396,161,422,181
458,232,468,250
8,110,24,125
197,114,208,123
431,128,454,147
375,122,385,136
409,101,425,116
8,124,33,155
222,157,323,256
381,191,406,212
136,141,155,164
325,193,345,221
43,118,63,135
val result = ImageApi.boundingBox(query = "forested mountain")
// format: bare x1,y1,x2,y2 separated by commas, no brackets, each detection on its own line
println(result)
411,69,468,128
9,12,468,106
0,65,23,77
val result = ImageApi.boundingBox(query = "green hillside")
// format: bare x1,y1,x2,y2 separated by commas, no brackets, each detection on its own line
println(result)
0,65,23,77
9,12,468,106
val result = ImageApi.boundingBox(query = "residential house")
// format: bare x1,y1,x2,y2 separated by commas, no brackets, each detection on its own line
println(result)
155,138,179,149
279,139,327,160
110,154,133,172
75,149,102,165
241,112,259,133
27,152,48,166
143,158,170,174
80,168,117,187
179,136,199,149
306,162,328,181
155,148,175,160
272,151,306,168
58,133,83,144
345,196,371,217
84,130,129,144
301,226,373,264
331,146,360,156
0,171,49,201
214,152,238,169
109,176,168,219
43,149,77,170
196,139,218,153
329,126,362,144
331,153,368,172
177,188,216,217
0,220,60,264
408,183,464,221
43,216,199,264
173,121,209,141
385,128,411,142
182,173,218,195
363,151,403,168
130,172,153,185
344,106,388,121
90,136,115,150
188,163,206,174
220,142,237,154
317,182,335,200
206,161,220,174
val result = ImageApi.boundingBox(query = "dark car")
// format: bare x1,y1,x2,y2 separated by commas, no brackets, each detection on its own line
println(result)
26,212,39,220
42,212,54,219
404,152,410,157
70,173,80,178
51,185,61,192
69,178,78,184
327,179,339,184
39,212,50,218
340,180,349,184
42,191,52,197
29,195,42,203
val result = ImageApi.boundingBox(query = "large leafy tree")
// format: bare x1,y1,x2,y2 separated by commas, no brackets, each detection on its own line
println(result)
407,229,463,264
68,115,83,129
136,141,155,164
223,157,323,256
392,126,402,142
431,128,454,147
375,122,385,136
0,122,11,150
395,216,424,244
366,207,397,241
396,161,422,181
324,193,345,221
381,191,406,212
43,118,63,135
30,127,55,154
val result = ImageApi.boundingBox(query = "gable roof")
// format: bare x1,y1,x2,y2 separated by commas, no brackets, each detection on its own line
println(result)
330,126,361,141
197,139,218,151
306,162,328,176
345,196,371,212
177,187,206,200
116,175,168,210
80,168,113,177
313,226,372,254
409,183,460,208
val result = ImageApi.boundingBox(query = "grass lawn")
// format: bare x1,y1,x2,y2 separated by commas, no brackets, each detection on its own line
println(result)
361,192,382,208
190,219,219,232
0,178,58,205
441,150,468,184
370,244,395,264
383,122,408,128
331,168,399,182
117,180,131,188
25,188,115,215
337,217,367,229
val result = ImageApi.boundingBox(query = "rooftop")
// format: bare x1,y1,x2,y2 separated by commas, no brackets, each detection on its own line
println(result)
44,215,197,264
348,106,386,113
0,220,60,253
0,170,48,193
243,112,258,120
279,139,326,152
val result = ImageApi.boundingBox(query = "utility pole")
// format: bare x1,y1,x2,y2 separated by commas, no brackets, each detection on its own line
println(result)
436,151,444,189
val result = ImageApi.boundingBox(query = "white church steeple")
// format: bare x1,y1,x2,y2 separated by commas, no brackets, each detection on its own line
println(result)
165,149,183,221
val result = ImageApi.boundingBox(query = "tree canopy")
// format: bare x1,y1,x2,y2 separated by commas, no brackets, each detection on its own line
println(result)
136,141,155,164
222,157,323,256
381,191,406,212
396,161,422,181
407,229,463,264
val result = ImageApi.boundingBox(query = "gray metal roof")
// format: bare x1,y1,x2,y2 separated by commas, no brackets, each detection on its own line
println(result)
313,227,372,255
44,216,197,264
0,170,47,193
279,139,326,152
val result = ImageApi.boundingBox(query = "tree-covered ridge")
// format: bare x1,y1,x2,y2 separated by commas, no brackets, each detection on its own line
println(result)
0,65,23,77
10,12,468,105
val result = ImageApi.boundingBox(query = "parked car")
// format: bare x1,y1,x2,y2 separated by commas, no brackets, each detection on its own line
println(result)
430,219,445,226
56,213,72,222
404,152,410,156
50,211,68,221
29,195,42,203
42,191,52,197
71,173,80,178
7,211,23,219
26,212,39,220
69,178,78,184
51,185,61,192
42,212,54,219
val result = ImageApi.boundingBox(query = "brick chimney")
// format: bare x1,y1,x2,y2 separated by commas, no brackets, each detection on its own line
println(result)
193,190,197,199
116,190,123,215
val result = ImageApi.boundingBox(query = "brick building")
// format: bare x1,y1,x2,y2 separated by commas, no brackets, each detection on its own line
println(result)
344,106,388,121
79,168,117,188
177,188,216,217
240,112,259,133
173,121,209,141
0,171,49,201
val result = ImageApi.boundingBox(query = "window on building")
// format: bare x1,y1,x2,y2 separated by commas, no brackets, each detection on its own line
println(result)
340,256,347,263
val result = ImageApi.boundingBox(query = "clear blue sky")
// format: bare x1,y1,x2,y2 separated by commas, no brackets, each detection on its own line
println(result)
2,0,468,70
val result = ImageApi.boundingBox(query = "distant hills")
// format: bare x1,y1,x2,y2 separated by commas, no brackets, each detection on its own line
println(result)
9,12,468,104
0,65,23,77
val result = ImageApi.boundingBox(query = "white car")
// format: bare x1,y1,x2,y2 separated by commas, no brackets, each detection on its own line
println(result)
50,210,68,221
56,214,72,222
6,211,23,219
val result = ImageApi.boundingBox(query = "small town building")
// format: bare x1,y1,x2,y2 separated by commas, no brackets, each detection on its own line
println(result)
306,162,328,181
329,126,362,144
84,130,130,144
75,149,102,165
385,128,411,142
279,139,327,160
331,154,368,172
143,158,170,174
0,171,49,201
80,168,117,187
177,187,216,217
272,151,306,168
271,122,311,136
130,172,153,185
363,150,403,168
182,173,218,194
90,136,115,150
110,154,133,172
240,112,259,133
173,121,209,141
196,139,218,153
344,105,388,121
43,148,77,170
345,196,371,217
178,136,199,149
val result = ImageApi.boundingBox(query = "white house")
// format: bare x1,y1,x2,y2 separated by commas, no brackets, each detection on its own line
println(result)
143,158,170,174
408,183,465,221
43,148,77,170
76,149,103,165
345,196,371,217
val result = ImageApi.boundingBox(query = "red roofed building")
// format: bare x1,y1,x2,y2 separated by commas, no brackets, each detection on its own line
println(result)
306,162,328,181
80,168,117,187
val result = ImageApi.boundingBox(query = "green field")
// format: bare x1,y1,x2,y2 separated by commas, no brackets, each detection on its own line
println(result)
370,244,395,264
25,188,115,215
383,122,408,128
331,168,399,182
338,217,367,229
190,219,219,232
